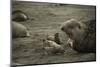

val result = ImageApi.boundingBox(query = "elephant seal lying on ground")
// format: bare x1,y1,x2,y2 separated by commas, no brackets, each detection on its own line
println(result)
12,22,30,38
61,19,96,53
12,10,29,22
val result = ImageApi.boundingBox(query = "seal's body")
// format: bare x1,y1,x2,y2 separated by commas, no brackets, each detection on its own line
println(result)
12,10,28,22
12,22,30,38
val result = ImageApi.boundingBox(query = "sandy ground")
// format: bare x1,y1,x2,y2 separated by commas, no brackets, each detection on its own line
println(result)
12,1,96,66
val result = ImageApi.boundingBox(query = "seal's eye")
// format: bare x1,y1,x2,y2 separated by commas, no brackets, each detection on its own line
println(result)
61,27,64,31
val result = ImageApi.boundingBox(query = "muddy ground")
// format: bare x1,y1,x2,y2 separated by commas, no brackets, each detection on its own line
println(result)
12,1,96,66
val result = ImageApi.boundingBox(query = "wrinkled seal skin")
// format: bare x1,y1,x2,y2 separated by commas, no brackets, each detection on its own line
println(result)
12,10,29,22
61,19,96,53
12,22,30,38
